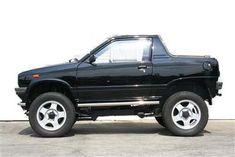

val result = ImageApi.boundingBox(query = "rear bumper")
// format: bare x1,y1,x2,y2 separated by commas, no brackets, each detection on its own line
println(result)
216,82,223,90
216,81,223,96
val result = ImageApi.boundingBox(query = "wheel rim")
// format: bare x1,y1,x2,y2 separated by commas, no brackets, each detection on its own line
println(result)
36,101,67,131
171,100,201,130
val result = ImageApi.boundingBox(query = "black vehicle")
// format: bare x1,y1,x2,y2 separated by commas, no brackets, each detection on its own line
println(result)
15,35,222,137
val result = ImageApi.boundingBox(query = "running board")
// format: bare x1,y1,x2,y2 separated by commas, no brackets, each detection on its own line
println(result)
77,101,159,107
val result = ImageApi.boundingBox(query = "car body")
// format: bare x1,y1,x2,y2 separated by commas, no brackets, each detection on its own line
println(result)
15,35,222,137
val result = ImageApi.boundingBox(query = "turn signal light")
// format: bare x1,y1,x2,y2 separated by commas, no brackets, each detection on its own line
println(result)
32,74,40,78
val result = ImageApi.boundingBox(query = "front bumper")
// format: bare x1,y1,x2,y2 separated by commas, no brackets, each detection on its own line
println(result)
15,87,27,102
17,102,26,107
15,87,27,110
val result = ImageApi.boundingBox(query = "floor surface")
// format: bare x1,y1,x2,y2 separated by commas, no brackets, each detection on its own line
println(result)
0,120,234,157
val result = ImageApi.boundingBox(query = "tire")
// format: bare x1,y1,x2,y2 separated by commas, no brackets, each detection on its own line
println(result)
155,117,165,127
29,92,76,137
162,91,208,136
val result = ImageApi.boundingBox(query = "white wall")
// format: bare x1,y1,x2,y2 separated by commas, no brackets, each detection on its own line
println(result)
0,0,234,120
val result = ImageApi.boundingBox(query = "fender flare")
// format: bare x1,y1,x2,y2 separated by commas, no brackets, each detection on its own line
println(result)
26,78,73,98
165,77,213,104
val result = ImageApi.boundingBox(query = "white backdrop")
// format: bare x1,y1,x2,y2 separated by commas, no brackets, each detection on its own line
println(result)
0,0,234,120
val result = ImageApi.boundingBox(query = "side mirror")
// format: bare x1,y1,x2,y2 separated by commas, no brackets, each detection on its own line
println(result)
89,55,96,64
69,58,79,63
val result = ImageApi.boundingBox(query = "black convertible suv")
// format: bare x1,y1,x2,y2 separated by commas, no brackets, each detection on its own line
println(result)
15,35,222,137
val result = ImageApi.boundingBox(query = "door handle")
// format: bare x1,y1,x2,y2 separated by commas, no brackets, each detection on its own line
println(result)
137,65,148,73
138,65,147,69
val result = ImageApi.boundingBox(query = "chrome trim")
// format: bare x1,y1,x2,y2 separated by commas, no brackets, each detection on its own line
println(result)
77,101,159,107
18,102,26,107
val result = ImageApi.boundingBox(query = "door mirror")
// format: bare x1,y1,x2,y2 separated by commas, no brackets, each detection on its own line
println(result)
89,55,96,64
69,58,79,63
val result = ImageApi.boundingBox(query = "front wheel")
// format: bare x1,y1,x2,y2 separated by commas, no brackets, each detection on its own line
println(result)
162,91,208,136
155,117,165,127
29,92,76,137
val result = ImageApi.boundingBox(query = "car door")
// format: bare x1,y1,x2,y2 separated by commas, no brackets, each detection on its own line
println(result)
76,38,153,103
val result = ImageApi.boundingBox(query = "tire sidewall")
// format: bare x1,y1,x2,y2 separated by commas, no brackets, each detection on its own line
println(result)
155,117,166,127
163,91,208,136
29,92,76,137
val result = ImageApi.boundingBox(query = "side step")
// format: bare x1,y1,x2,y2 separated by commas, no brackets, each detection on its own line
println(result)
77,101,159,107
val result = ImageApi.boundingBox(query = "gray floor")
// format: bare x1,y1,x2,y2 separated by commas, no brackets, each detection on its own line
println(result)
0,120,234,157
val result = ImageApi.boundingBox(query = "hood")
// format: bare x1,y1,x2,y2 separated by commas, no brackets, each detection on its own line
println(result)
19,62,76,76
18,62,78,87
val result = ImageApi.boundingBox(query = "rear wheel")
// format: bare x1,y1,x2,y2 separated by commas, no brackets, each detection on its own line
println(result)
162,91,208,136
29,92,76,137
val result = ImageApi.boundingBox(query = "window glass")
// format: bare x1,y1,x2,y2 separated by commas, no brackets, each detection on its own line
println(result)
95,39,151,64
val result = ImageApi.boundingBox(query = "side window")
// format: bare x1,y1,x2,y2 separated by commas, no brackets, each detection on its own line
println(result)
95,39,151,64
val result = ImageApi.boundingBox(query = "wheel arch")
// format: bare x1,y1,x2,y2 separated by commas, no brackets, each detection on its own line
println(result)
26,78,76,109
161,78,212,105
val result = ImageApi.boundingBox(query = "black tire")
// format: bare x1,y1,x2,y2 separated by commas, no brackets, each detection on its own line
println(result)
155,117,165,127
29,92,76,137
162,91,208,136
